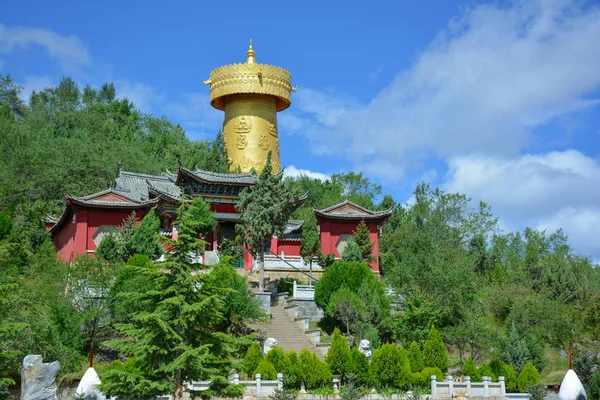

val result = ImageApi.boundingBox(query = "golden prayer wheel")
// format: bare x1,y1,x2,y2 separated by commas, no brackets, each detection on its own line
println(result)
204,41,295,173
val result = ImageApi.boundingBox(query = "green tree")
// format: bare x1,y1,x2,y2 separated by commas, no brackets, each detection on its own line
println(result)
423,326,448,373
325,328,351,380
236,152,300,292
242,342,264,377
461,357,480,381
395,295,440,347
265,347,289,374
95,232,124,263
589,370,600,400
300,212,320,285
100,197,239,400
369,344,411,389
346,348,370,387
353,220,375,263
129,209,163,260
516,362,540,393
341,238,363,263
407,342,424,373
326,287,366,335
314,260,375,310
502,364,518,392
503,323,530,373
299,349,332,389
284,351,302,389
254,359,277,380
0,213,11,241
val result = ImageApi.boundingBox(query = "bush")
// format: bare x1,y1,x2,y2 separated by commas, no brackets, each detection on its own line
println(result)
421,367,444,382
501,364,517,392
369,344,411,389
299,349,332,389
346,348,370,387
488,357,504,379
243,342,263,377
527,385,546,400
314,261,375,310
254,359,277,380
517,362,541,393
325,328,351,380
284,351,302,389
461,357,480,381
408,342,424,373
589,370,600,400
266,347,289,374
479,363,496,381
423,326,448,373
410,372,427,388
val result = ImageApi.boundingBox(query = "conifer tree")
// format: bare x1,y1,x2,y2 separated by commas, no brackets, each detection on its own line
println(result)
407,341,424,373
236,152,300,291
100,197,243,400
300,212,320,285
325,328,351,380
423,326,448,372
129,209,163,260
516,362,541,393
242,342,264,377
341,238,363,263
461,357,480,380
352,220,375,263
503,323,530,373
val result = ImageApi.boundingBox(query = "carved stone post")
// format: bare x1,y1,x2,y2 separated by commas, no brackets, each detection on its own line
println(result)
499,376,505,395
277,373,283,390
233,373,239,385
483,376,490,397
256,373,262,397
431,375,437,397
466,376,471,396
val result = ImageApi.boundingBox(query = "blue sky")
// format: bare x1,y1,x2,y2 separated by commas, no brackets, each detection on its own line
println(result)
2,0,600,259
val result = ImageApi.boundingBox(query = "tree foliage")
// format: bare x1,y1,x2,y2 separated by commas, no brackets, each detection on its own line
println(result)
423,326,448,373
516,362,541,393
325,328,351,380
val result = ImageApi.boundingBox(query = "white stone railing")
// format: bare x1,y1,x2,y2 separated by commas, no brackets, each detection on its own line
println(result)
293,281,315,300
431,375,510,398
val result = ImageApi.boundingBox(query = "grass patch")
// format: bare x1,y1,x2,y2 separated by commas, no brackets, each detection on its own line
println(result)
541,369,567,385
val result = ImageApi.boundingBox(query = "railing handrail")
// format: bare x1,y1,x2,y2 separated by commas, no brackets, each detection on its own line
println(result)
268,250,317,281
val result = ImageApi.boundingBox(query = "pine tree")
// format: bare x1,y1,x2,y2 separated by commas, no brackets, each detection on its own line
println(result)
423,326,448,373
300,212,320,285
236,152,301,291
129,209,163,260
341,238,363,263
325,328,351,380
503,323,530,373
407,341,424,373
100,197,242,400
352,220,375,263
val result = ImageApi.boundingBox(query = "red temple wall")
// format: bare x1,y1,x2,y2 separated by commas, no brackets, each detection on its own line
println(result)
54,211,77,262
319,220,380,271
209,203,237,213
86,209,145,252
277,241,301,256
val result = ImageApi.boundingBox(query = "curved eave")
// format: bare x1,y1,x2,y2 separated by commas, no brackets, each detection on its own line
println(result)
176,165,257,186
66,195,159,209
313,208,393,223
147,184,180,203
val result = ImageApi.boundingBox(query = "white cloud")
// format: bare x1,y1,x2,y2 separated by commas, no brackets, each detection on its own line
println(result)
289,0,600,179
443,150,600,258
163,92,223,138
284,165,330,181
0,23,90,71
115,80,163,113
20,75,56,100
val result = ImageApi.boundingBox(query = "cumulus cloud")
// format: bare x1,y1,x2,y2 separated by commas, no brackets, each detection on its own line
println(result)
284,165,330,181
443,150,600,258
0,23,90,71
115,80,163,113
20,75,56,99
289,0,600,179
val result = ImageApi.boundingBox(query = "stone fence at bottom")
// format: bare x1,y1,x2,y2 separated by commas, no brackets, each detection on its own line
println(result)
153,373,530,400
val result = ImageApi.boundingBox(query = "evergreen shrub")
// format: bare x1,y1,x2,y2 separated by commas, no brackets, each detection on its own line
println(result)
284,351,302,389
421,367,444,382
299,349,332,389
478,363,496,381
589,370,600,400
325,328,351,380
346,348,370,387
423,326,448,372
516,362,541,393
461,357,480,381
243,342,263,377
369,344,411,389
408,341,424,373
254,359,277,380
501,364,517,392
265,347,289,374
314,261,375,310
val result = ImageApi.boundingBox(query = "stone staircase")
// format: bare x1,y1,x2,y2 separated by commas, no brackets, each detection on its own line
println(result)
250,294,330,359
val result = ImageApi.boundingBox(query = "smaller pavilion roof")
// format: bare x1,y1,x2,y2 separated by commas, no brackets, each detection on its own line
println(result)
176,165,258,186
280,219,304,241
66,188,159,209
313,200,393,222
115,169,180,201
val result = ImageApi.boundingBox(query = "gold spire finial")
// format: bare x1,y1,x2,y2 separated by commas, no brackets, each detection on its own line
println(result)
246,39,256,64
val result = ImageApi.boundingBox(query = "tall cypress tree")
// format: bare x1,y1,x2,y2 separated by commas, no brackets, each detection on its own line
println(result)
236,152,300,291
352,220,375,263
101,197,243,400
300,212,320,285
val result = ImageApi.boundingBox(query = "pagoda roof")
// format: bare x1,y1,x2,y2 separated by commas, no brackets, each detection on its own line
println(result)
176,165,258,186
280,219,304,241
115,169,180,202
66,188,159,209
313,200,393,222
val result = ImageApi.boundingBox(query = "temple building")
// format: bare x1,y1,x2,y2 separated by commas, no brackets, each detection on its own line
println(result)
46,42,392,276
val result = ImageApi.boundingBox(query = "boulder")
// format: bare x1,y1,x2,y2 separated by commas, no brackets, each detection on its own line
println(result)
21,355,60,400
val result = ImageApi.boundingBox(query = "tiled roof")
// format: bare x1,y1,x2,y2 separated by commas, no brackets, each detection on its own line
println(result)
66,189,159,209
115,169,180,201
314,200,393,221
177,166,258,185
280,219,303,241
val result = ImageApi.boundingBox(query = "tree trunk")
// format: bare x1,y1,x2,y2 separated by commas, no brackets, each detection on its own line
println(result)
174,369,182,399
259,241,265,292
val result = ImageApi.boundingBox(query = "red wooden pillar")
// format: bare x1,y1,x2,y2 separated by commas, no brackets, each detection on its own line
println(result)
212,222,219,251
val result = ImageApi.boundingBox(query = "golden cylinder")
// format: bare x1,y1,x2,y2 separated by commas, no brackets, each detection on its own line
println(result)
223,93,280,173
